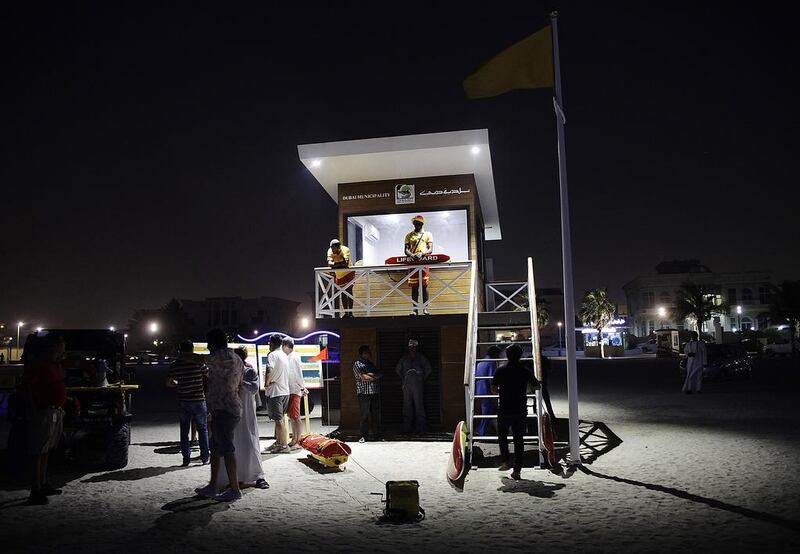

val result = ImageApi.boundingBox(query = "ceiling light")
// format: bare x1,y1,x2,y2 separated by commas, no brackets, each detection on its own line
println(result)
311,159,322,168
471,146,480,155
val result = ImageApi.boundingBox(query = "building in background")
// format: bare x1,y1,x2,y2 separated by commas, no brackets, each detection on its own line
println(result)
180,296,300,338
624,260,772,338
127,296,300,351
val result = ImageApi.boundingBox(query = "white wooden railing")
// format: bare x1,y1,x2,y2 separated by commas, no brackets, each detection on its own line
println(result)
485,281,529,312
314,261,472,318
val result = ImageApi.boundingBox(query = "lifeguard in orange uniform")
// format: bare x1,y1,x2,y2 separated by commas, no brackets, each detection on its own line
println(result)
404,215,433,315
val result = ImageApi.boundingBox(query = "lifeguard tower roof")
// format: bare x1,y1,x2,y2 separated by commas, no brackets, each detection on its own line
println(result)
298,129,502,240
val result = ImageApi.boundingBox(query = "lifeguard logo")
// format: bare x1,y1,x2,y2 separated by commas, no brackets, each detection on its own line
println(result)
394,183,415,205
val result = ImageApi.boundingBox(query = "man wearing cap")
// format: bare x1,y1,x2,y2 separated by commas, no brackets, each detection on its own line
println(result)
327,239,355,317
404,215,433,315
395,338,432,434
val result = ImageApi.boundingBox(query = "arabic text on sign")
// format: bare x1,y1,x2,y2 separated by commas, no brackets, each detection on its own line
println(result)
419,188,471,196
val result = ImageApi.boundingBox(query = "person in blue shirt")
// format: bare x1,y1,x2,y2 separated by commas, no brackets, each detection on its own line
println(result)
475,346,502,436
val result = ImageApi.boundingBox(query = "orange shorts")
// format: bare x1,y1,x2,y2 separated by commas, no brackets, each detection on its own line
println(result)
288,394,302,419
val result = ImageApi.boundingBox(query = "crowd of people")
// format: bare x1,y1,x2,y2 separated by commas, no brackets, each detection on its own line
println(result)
166,329,308,502
17,325,554,503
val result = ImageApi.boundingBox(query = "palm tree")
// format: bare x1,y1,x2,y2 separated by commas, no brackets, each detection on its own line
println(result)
769,280,800,359
579,288,616,358
536,298,551,329
674,281,728,338
512,292,550,328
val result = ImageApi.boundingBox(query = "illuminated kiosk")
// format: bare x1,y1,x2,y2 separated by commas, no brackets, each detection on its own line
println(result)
300,130,536,439
580,318,629,358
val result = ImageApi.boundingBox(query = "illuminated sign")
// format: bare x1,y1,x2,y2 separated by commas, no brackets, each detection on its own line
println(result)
295,344,323,389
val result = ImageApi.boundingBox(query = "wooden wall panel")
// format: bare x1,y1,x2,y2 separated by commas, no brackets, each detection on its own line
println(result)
440,324,467,430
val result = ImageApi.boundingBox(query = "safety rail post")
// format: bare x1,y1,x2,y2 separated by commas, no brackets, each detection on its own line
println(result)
314,271,321,319
527,258,545,467
462,260,478,454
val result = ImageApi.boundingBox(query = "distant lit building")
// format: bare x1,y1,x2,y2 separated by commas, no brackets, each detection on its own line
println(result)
180,296,300,338
623,261,772,338
127,296,300,349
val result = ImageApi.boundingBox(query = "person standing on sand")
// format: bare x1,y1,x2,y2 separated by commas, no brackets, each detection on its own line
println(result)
214,347,268,490
353,345,382,443
682,331,706,394
193,329,245,502
282,338,308,450
21,333,67,505
166,340,210,467
263,334,291,453
396,339,432,434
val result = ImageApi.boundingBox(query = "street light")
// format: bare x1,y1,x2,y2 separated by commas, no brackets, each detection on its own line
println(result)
149,321,159,334
657,306,667,329
16,322,24,362
736,305,742,333
109,326,115,332
557,321,563,356
300,317,310,330
253,329,259,336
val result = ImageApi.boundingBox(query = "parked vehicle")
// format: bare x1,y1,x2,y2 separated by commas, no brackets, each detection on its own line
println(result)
639,338,658,354
764,341,799,357
130,350,172,365
6,330,136,470
679,343,752,380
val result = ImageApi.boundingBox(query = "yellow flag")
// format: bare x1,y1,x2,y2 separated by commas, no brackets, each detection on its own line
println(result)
463,25,553,99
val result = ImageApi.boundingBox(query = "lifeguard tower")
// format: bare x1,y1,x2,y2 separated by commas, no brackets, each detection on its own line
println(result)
299,130,562,460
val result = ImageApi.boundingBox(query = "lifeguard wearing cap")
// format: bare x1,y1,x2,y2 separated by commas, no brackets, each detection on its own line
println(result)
326,238,355,318
404,216,434,315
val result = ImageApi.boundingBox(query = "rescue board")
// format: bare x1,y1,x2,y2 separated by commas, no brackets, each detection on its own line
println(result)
385,254,450,265
298,433,352,469
446,420,468,482
541,413,557,467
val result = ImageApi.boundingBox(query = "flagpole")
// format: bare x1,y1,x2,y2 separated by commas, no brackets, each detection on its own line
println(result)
550,11,581,466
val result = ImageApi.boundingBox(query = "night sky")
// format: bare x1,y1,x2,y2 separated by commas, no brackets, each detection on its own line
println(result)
2,3,798,329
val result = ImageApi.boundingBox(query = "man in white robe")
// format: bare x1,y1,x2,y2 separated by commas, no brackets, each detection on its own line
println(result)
682,332,707,394
216,349,268,489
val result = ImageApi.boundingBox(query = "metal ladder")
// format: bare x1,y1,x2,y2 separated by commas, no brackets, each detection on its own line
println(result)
463,259,546,467
469,318,544,449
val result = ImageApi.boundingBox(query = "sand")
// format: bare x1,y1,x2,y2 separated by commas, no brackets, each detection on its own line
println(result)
1,357,799,552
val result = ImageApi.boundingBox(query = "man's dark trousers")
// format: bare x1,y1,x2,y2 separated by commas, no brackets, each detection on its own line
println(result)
358,393,381,439
497,413,526,472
